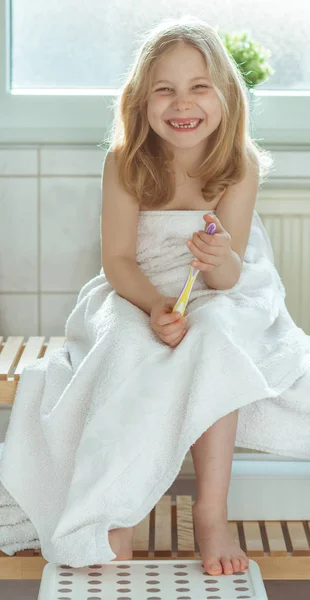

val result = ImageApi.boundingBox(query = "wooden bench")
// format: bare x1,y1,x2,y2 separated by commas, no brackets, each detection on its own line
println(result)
0,336,310,581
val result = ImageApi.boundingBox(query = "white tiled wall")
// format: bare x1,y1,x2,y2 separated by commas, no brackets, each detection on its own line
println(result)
1,145,309,454
0,145,107,337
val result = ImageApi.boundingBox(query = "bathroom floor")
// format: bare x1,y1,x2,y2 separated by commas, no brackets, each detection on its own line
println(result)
1,578,309,600
0,478,309,600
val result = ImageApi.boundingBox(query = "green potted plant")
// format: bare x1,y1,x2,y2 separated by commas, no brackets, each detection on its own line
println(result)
216,28,274,111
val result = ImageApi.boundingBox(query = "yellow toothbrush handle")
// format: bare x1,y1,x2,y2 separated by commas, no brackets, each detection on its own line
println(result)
172,221,217,316
172,266,199,316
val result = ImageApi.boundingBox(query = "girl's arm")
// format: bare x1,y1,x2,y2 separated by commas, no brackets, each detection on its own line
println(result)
104,256,164,315
202,156,259,290
101,152,164,315
202,250,242,290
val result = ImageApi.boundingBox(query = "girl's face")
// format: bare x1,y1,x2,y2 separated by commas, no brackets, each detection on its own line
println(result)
147,43,222,155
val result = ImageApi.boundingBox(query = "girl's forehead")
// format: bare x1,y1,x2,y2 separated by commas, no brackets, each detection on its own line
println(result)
152,45,210,79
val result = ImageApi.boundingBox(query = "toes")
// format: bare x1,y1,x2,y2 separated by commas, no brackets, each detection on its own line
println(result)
205,557,248,575
231,558,242,572
205,560,222,575
221,558,234,574
239,557,249,571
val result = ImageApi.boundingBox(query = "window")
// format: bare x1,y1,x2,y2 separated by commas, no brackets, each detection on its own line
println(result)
11,0,310,92
1,0,309,144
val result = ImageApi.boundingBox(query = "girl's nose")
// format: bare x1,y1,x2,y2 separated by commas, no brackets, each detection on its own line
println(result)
173,102,192,111
172,95,193,110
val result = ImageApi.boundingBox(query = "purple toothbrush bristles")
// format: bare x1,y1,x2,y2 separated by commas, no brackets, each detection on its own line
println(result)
206,222,216,235
192,222,216,275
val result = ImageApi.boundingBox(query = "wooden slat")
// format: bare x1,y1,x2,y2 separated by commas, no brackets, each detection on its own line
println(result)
14,337,46,379
154,495,172,556
0,337,24,380
44,337,66,358
132,512,150,557
176,495,195,557
0,556,47,580
255,556,310,580
228,521,240,545
242,521,264,556
287,521,310,556
0,380,17,405
265,521,288,556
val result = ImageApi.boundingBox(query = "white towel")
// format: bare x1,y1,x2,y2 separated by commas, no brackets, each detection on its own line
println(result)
0,208,310,568
0,443,40,555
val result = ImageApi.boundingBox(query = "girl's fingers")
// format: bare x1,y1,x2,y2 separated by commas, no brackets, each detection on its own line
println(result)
157,312,181,326
161,317,187,334
169,329,187,347
163,321,187,342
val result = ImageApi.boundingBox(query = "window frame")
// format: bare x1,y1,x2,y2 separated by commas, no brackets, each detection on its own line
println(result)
1,0,310,146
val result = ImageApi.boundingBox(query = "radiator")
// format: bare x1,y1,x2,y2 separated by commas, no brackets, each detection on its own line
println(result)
257,187,310,336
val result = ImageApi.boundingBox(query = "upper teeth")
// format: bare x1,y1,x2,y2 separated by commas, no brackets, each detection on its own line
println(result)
169,120,200,128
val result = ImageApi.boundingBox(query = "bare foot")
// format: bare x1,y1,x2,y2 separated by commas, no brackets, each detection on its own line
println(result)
193,503,249,575
108,526,134,560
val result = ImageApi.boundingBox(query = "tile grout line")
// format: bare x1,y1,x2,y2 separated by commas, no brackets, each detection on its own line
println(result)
38,148,41,335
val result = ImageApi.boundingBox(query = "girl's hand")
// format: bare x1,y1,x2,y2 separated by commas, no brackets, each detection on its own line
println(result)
186,213,232,272
150,295,188,348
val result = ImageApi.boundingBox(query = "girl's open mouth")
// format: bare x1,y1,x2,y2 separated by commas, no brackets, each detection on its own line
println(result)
166,119,203,131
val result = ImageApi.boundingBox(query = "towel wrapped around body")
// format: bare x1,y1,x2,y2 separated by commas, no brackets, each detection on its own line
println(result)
0,208,310,566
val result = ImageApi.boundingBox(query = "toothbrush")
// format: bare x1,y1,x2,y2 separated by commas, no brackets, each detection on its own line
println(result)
172,221,217,316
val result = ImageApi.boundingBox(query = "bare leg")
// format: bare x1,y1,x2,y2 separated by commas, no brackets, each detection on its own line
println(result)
109,527,134,561
190,409,249,575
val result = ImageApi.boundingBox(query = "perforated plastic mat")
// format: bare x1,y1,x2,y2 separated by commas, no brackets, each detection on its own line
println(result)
38,558,268,599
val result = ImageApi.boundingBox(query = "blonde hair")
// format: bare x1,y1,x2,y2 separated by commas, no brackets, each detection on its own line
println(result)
103,16,274,208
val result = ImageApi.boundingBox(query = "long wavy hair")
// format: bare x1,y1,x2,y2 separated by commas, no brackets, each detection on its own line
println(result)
103,16,274,208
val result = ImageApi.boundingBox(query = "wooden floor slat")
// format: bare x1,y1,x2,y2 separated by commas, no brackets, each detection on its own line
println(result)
154,495,172,556
132,512,150,556
265,521,288,556
243,521,264,556
228,521,240,545
287,521,310,556
176,495,195,556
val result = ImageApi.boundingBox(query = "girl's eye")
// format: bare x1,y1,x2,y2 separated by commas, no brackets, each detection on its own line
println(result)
155,85,209,92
